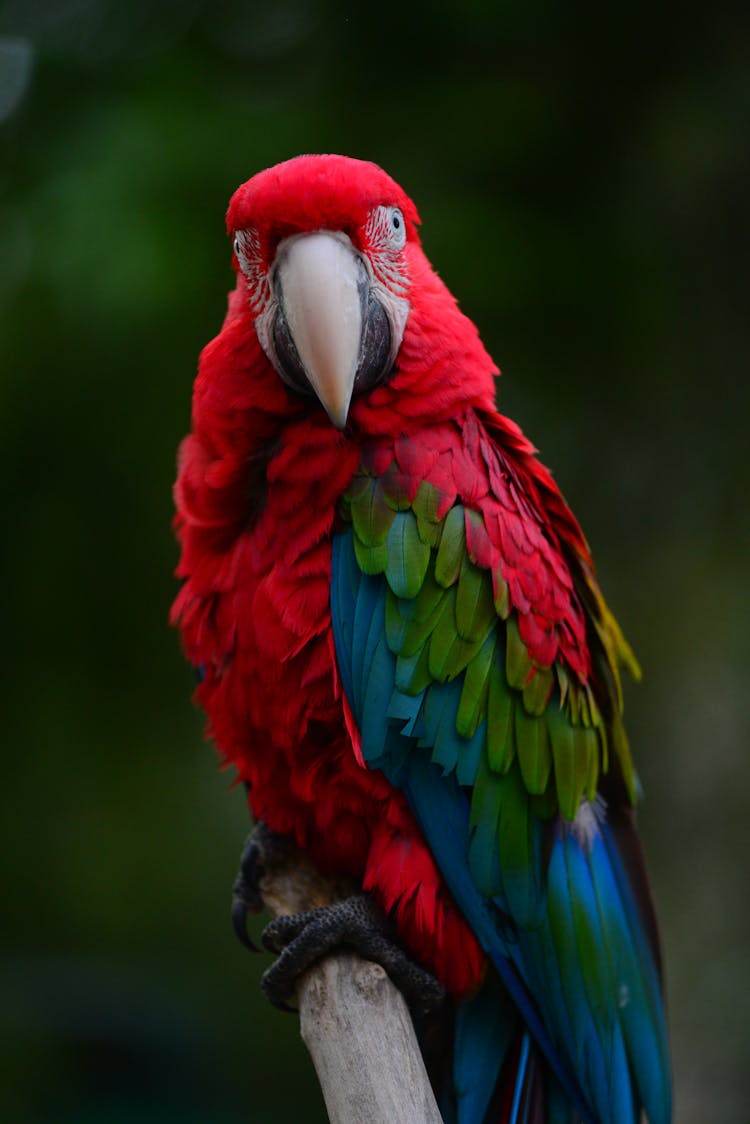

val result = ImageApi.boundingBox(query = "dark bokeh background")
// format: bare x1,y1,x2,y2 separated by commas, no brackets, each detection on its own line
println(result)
1,2,748,1121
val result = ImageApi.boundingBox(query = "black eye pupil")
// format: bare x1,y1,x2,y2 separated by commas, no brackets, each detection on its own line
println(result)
392,214,400,229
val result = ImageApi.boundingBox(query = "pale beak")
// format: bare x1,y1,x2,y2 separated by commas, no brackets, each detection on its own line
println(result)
274,232,363,428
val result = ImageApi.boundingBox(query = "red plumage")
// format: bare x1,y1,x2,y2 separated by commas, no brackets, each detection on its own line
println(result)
172,155,597,999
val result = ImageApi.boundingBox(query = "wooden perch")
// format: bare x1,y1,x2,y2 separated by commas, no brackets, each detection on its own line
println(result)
260,843,443,1124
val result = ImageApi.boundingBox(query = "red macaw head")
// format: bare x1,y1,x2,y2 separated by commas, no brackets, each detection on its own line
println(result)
225,154,497,433
226,154,422,429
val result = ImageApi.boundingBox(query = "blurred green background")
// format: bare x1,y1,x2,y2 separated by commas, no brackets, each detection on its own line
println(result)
0,1,747,1121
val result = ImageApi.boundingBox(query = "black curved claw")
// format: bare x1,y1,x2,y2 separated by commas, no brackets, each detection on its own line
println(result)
231,821,293,953
231,883,259,952
259,894,447,1018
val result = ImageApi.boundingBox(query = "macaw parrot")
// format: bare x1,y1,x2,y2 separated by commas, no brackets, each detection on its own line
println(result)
172,154,671,1124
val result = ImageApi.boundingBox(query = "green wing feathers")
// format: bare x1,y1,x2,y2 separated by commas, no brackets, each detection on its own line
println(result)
341,468,638,823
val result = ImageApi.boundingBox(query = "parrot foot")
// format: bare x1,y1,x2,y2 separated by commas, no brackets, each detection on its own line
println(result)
231,821,294,952
260,894,447,1018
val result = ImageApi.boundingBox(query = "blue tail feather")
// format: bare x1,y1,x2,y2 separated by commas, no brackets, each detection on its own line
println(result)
509,1032,532,1124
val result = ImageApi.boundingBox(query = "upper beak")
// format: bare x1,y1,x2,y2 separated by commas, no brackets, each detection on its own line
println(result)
274,232,364,429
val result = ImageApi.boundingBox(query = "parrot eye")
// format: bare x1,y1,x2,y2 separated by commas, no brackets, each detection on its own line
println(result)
365,205,408,255
233,227,264,283
387,207,406,249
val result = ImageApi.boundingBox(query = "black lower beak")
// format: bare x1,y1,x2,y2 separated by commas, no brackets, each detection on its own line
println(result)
355,289,392,396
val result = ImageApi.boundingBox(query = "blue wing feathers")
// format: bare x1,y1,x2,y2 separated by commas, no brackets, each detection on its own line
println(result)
332,521,363,710
403,753,594,1123
427,680,463,774
454,973,517,1124
456,717,485,786
359,632,396,768
330,530,670,1124
359,596,387,726
386,688,425,737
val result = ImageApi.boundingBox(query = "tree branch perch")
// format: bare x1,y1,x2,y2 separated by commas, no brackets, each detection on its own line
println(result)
259,842,443,1124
